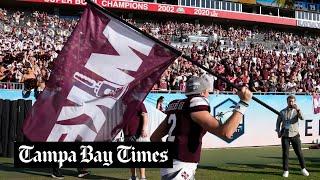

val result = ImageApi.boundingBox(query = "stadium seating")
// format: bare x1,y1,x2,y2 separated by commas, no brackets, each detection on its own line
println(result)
0,7,319,93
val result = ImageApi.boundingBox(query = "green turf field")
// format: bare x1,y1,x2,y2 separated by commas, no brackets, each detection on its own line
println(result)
0,145,319,179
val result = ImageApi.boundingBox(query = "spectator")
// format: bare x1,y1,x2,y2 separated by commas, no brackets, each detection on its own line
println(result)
156,96,165,112
21,66,37,96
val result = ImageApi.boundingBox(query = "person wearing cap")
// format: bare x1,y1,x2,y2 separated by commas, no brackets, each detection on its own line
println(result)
151,75,252,180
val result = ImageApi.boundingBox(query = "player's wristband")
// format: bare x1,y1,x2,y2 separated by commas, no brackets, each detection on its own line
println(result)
234,100,249,115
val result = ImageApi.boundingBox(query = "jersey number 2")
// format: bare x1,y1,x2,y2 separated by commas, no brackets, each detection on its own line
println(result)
167,114,177,142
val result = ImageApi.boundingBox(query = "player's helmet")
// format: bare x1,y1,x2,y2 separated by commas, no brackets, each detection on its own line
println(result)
185,75,211,95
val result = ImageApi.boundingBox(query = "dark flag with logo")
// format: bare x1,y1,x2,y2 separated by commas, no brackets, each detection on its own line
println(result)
22,4,179,142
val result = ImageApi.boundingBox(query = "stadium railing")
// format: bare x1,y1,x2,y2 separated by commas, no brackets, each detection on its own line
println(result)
0,82,24,90
0,82,314,96
150,90,312,95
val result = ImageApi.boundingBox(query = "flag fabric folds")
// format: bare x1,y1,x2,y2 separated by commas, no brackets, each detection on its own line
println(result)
22,4,179,142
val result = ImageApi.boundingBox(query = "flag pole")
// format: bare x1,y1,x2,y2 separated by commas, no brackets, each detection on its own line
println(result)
85,0,280,116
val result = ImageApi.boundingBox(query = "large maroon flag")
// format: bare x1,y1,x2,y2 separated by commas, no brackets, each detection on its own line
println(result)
22,4,179,142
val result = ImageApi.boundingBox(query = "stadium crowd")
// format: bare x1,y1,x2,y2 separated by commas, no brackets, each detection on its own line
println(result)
0,8,77,93
137,21,320,93
0,8,319,94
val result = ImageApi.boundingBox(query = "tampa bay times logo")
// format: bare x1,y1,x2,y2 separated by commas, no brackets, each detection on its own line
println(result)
14,142,173,168
213,98,245,143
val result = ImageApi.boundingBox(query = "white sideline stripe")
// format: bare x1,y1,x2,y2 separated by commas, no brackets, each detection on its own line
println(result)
289,148,309,151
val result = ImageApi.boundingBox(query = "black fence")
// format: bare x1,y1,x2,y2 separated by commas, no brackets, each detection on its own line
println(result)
0,99,32,157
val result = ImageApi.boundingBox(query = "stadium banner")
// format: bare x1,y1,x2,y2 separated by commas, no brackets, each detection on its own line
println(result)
19,0,297,26
256,0,278,7
22,5,179,142
313,94,320,114
233,0,256,4
0,90,35,101
297,19,320,29
146,93,320,148
1,90,319,148
258,0,320,11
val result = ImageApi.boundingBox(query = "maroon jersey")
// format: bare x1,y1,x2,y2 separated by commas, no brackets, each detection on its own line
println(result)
165,96,210,163
123,101,147,137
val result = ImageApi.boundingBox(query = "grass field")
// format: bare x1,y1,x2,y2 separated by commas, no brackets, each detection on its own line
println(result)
0,145,319,179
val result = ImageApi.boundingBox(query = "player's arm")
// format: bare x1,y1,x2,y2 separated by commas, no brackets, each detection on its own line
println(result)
191,110,243,139
192,87,252,139
141,112,148,138
150,116,169,142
